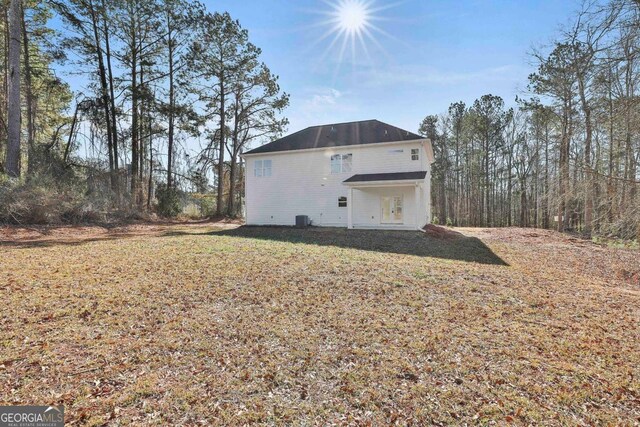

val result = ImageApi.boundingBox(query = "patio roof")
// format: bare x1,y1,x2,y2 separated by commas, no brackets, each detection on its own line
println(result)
343,171,427,184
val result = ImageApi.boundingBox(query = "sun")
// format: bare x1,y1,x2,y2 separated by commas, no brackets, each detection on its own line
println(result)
336,0,369,34
307,0,398,73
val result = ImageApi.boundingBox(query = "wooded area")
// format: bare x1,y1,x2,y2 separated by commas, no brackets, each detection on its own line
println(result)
0,0,638,240
0,0,288,221
423,0,640,239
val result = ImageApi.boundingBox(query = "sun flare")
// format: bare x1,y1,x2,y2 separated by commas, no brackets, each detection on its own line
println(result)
336,0,369,34
308,0,398,73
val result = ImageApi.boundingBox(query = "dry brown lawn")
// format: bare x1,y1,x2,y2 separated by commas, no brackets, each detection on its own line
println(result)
1,223,639,425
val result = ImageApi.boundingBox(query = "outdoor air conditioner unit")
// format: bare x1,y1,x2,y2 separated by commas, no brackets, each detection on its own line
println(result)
296,215,310,228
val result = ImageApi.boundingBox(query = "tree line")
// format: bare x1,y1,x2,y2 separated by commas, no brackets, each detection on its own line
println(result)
421,0,639,239
0,0,638,239
0,0,288,219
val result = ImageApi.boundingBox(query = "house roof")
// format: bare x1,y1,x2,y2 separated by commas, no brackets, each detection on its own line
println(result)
343,171,428,183
243,119,424,155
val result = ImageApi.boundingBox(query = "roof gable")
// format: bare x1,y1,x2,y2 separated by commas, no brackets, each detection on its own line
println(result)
244,119,423,155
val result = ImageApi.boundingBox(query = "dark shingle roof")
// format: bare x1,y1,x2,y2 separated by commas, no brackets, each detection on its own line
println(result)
244,119,423,155
343,171,428,183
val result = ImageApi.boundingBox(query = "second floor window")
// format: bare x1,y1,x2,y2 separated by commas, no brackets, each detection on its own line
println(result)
411,148,419,161
254,159,272,177
331,153,352,173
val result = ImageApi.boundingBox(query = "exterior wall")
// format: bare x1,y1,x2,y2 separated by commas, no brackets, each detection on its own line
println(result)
244,140,431,228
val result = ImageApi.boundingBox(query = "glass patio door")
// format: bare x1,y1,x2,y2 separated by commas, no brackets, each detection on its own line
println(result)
381,196,403,224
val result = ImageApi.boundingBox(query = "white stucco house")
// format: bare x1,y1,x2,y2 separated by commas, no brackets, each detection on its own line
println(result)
242,119,434,230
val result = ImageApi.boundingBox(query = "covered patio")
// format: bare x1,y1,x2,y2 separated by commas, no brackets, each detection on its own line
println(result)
343,171,429,230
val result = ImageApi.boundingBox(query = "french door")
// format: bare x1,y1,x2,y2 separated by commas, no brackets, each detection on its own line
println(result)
381,196,403,224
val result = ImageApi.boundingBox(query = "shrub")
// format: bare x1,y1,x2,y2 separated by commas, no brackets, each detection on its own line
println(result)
0,177,104,224
193,193,216,217
156,185,181,218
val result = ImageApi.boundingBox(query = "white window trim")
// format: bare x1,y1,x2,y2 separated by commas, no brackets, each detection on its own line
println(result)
411,148,419,161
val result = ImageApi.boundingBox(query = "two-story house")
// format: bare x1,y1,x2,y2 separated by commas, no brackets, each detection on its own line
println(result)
242,119,434,230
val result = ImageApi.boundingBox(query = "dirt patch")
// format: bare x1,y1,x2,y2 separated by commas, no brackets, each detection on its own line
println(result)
422,224,464,239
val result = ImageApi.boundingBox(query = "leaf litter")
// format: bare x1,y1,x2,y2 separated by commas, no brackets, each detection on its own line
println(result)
0,223,638,425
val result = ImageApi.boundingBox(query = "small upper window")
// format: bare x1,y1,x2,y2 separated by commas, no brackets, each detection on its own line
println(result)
254,159,272,177
411,148,419,161
338,196,347,207
330,153,352,173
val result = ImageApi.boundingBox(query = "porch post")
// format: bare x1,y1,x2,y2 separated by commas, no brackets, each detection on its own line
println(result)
415,184,420,230
348,187,354,229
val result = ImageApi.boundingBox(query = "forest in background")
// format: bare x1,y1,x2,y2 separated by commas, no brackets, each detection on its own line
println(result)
423,0,639,239
0,0,289,221
0,0,638,240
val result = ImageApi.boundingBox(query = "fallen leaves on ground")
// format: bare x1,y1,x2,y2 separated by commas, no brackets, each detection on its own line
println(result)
0,224,638,425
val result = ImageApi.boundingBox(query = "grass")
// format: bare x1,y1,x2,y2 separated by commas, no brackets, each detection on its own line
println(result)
1,223,639,425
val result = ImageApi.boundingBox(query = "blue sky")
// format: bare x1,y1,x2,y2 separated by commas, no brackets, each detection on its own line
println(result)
197,0,578,135
54,0,580,152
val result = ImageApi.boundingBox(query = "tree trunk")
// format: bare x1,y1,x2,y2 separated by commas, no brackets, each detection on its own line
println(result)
227,104,240,216
558,108,570,232
5,0,21,178
624,56,636,207
216,72,225,216
88,0,115,192
454,129,460,226
166,21,175,189
520,177,527,227
0,3,8,172
64,102,80,165
439,159,446,223
577,73,593,236
138,56,145,206
102,0,119,197
484,132,491,226
543,122,550,229
606,69,616,223
227,152,237,216
22,3,35,176
147,110,153,210
507,151,513,227
130,40,139,205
